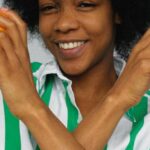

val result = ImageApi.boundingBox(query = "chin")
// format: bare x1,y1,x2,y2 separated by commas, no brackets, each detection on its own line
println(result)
57,58,90,76
60,65,86,77
63,69,84,76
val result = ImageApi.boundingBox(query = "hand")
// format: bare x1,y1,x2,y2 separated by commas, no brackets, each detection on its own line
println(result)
109,28,150,111
0,8,39,118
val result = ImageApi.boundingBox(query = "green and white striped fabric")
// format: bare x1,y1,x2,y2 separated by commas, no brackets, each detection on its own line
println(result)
0,93,34,150
0,54,150,150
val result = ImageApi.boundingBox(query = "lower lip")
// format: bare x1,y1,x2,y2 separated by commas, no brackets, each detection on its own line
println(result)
58,42,87,59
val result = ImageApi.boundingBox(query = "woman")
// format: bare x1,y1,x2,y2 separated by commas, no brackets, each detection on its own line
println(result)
0,0,150,149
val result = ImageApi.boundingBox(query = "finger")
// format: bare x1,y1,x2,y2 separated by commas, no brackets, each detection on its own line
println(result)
0,29,19,63
0,33,8,75
0,49,8,79
139,28,150,40
0,45,7,63
0,30,33,86
0,12,24,49
134,42,150,61
132,28,150,52
0,10,30,70
0,9,34,86
128,40,150,65
0,8,27,45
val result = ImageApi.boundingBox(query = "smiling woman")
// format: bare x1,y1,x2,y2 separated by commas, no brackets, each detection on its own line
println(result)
0,0,150,150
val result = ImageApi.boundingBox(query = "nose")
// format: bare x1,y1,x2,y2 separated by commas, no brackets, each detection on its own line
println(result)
54,9,80,33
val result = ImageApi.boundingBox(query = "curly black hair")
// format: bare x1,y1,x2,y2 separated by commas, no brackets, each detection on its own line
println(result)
3,0,150,58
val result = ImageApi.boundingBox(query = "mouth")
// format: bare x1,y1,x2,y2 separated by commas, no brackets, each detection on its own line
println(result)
55,40,88,59
57,41,85,49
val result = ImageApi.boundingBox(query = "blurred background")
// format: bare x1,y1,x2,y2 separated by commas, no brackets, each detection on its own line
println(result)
0,0,53,63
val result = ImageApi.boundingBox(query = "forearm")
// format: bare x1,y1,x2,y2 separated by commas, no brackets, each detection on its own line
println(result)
21,96,84,150
73,94,126,150
21,94,126,150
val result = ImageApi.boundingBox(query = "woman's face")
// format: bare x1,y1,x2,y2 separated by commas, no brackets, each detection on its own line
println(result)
39,0,116,75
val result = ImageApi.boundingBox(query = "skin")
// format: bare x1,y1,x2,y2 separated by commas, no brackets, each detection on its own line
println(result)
0,26,5,31
39,0,116,75
39,0,118,115
0,0,150,150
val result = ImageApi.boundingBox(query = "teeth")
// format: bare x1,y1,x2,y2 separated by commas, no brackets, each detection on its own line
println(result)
58,41,84,49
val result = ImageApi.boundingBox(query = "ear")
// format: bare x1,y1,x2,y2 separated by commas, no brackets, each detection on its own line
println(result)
115,13,122,24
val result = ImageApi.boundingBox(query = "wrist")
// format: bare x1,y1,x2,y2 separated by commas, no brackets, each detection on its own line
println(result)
104,93,130,114
18,95,46,121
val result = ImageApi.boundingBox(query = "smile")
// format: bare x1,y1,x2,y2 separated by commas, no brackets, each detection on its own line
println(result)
55,40,88,59
58,41,85,50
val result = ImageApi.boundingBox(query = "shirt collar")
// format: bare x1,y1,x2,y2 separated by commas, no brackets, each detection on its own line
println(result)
34,50,126,83
33,56,72,86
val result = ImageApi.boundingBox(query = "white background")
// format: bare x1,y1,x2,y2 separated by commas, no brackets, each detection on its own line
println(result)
0,0,52,63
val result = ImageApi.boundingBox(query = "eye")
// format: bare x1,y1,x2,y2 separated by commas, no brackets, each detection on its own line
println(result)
78,1,96,10
39,3,59,14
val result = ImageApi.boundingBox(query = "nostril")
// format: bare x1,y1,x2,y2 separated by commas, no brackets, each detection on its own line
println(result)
54,12,80,33
54,22,80,33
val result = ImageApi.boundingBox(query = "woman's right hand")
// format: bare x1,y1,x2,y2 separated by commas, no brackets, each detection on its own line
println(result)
0,8,39,119
109,28,150,111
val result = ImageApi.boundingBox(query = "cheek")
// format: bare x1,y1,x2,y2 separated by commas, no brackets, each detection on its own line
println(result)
39,16,57,54
39,17,46,35
80,3,114,40
39,16,56,38
79,11,114,42
82,16,114,55
79,12,115,66
97,15,113,36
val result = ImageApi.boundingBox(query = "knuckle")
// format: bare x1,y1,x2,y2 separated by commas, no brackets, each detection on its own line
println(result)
8,22,16,29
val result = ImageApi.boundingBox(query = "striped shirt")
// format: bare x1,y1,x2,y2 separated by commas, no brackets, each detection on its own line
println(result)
0,53,150,150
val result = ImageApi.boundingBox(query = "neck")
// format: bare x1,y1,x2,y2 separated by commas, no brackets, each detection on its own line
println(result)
68,51,117,117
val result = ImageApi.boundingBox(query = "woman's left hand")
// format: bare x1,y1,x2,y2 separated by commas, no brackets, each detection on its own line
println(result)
0,8,39,118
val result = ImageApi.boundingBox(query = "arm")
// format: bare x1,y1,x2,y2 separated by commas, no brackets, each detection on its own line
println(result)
73,95,125,150
73,28,150,149
0,8,84,150
20,93,124,150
